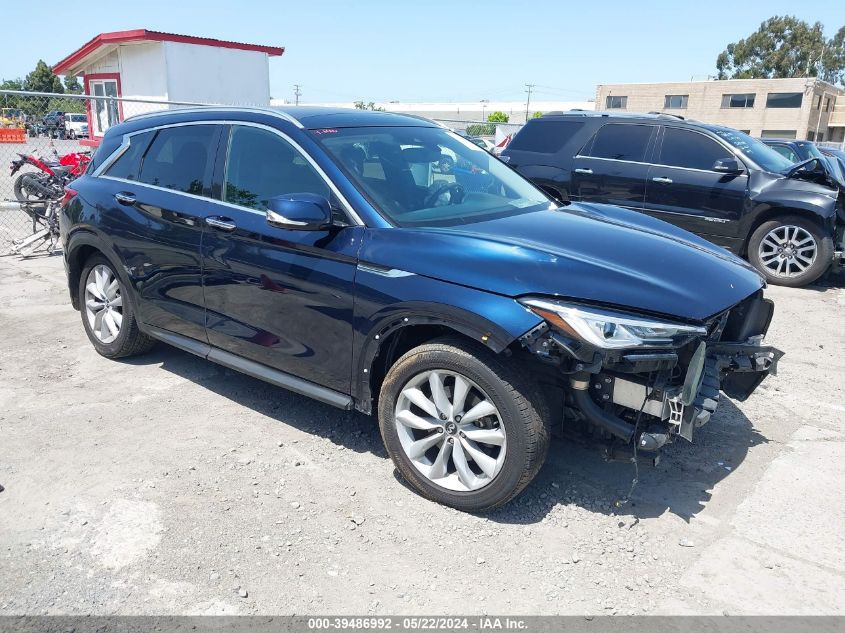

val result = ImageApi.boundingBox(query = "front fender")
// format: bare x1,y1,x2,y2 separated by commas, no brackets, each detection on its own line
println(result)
350,266,543,412
744,172,838,236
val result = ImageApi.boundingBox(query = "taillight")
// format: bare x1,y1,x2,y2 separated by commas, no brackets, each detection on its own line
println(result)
61,187,78,208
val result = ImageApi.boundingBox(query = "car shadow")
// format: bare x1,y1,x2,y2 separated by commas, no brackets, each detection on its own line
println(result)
804,267,845,292
486,398,768,525
122,344,388,459
126,345,767,523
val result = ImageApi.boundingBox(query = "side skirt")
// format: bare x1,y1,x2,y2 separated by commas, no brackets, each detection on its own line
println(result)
144,325,354,411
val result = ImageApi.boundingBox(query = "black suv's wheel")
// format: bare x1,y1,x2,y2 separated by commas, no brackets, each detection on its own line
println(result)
748,216,833,287
78,254,155,358
378,337,549,512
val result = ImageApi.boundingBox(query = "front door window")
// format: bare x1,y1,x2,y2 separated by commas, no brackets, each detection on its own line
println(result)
90,79,120,136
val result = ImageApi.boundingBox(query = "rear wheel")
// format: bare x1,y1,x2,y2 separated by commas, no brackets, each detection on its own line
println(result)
378,337,549,512
748,216,833,287
78,254,155,358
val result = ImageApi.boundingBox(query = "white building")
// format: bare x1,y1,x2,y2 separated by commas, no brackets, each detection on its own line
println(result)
270,100,595,125
54,29,284,143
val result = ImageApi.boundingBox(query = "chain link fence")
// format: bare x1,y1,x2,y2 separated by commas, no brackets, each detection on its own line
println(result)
0,89,220,255
0,91,529,256
434,118,523,154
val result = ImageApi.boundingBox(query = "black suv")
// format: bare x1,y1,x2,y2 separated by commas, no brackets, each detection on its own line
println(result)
503,112,844,287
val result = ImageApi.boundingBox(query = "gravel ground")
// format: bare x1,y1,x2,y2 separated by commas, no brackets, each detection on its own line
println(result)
0,254,844,616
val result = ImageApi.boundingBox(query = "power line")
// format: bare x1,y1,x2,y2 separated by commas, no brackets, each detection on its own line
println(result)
293,84,302,106
524,83,535,121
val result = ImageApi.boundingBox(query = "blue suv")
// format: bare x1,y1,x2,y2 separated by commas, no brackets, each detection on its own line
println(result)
60,107,782,511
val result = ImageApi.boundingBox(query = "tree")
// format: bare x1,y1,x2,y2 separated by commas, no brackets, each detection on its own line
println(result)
716,16,845,86
64,74,83,94
824,25,845,86
354,100,384,111
532,111,543,118
487,111,509,123
23,60,64,94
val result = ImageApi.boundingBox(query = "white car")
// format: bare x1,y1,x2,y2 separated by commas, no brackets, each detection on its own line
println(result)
65,113,88,140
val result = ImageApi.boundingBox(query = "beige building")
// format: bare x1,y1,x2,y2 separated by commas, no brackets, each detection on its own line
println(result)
596,78,845,143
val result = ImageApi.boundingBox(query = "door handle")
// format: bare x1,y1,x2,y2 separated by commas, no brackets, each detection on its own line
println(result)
651,176,673,184
574,168,593,175
205,216,237,232
114,192,136,206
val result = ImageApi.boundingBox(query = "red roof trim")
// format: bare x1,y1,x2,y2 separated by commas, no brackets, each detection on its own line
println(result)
54,29,284,74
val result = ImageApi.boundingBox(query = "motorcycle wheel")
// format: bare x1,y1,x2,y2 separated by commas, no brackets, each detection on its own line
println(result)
14,172,54,203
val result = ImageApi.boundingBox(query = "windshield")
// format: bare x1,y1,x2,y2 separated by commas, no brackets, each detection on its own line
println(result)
313,126,551,227
710,128,795,174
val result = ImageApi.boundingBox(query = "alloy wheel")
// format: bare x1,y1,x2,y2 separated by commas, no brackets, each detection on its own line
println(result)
84,264,123,344
394,369,507,492
757,224,818,279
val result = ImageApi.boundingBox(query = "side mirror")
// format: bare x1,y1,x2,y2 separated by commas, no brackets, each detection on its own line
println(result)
713,157,742,173
266,193,332,231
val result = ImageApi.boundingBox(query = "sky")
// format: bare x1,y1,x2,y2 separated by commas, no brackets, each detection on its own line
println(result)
3,0,845,104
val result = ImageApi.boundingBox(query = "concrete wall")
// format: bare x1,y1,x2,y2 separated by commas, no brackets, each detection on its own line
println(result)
595,78,844,140
269,100,595,124
163,41,271,105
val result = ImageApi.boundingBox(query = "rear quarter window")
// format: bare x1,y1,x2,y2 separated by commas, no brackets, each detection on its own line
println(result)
507,119,586,154
104,130,155,181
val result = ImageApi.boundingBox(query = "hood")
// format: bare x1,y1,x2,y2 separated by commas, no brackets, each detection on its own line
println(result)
360,203,765,323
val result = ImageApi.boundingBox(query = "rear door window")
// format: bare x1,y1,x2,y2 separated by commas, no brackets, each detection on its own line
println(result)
104,130,155,181
508,120,585,153
658,128,733,171
137,125,218,195
584,124,654,162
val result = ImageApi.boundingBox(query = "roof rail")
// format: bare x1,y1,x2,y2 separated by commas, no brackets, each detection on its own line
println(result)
647,111,685,120
124,105,304,128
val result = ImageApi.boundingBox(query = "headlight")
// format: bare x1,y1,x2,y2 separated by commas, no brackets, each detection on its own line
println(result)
520,298,707,349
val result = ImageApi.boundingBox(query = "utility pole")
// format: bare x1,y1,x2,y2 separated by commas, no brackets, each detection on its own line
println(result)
294,84,302,106
524,84,535,121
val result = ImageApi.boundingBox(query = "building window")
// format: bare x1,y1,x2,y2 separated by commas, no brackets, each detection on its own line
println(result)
721,93,755,108
825,97,833,112
814,95,822,109
605,95,627,109
815,132,824,142
663,94,688,109
766,92,803,108
761,129,797,139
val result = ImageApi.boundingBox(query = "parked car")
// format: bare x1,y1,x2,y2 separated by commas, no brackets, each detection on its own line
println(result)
64,112,88,140
60,107,782,512
820,146,845,174
760,138,845,185
42,110,66,138
502,112,844,287
460,133,496,153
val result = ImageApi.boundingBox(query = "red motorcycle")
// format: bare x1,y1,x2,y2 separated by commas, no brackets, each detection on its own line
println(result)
10,149,91,202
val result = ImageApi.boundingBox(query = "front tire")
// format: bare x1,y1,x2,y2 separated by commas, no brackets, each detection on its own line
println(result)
78,254,155,358
748,216,833,287
378,337,549,512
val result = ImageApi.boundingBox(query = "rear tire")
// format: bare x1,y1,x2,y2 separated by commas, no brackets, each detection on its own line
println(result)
78,254,155,359
378,337,549,512
748,215,832,287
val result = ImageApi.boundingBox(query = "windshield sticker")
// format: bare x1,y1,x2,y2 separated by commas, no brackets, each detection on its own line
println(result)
312,128,339,135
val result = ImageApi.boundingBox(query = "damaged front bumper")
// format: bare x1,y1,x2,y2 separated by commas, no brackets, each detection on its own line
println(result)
520,290,784,449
